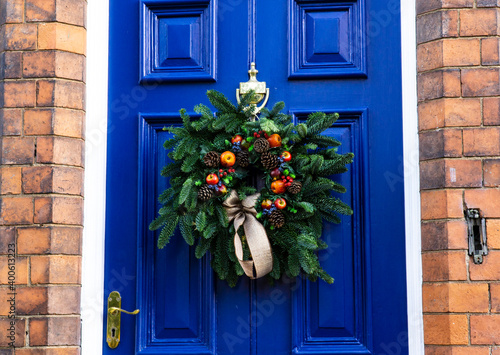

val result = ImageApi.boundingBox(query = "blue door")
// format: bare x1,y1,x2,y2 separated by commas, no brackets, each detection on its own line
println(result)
104,0,408,354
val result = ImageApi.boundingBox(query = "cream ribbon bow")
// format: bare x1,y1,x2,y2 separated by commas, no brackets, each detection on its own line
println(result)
223,190,273,279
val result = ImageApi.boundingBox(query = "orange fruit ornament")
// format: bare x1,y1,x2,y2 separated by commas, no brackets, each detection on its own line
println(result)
267,134,282,148
271,180,286,194
220,151,236,167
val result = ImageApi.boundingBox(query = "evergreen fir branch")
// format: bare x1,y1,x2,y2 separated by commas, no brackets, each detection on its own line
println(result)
158,187,175,204
195,236,212,258
157,215,179,248
181,153,200,173
180,214,195,245
297,233,318,250
308,134,341,148
179,178,193,204
195,210,207,231
207,89,237,113
203,222,217,239
288,252,301,277
149,213,167,231
215,204,229,228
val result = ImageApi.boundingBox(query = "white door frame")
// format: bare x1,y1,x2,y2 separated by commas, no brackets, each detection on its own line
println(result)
81,0,423,353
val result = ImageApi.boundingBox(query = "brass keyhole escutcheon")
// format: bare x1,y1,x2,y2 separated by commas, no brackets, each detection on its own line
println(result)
106,291,139,349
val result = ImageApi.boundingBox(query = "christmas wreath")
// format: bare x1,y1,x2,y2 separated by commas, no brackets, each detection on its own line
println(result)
150,90,354,287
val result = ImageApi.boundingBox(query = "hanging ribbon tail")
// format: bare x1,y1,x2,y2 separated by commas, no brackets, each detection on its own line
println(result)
223,190,273,279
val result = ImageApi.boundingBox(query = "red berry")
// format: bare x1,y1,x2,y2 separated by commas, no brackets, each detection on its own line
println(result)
224,172,227,176
286,182,291,187
287,176,292,180
264,133,269,139
219,169,223,172
253,132,258,137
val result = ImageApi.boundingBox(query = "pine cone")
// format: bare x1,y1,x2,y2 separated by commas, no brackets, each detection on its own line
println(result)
197,184,214,201
269,210,285,228
261,152,279,170
203,151,220,167
287,181,302,194
236,151,250,167
253,138,270,153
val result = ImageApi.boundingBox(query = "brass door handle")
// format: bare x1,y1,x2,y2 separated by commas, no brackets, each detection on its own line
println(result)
108,307,140,315
106,291,140,349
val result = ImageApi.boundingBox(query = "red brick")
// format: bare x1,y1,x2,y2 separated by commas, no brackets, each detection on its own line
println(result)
0,0,25,23
0,109,22,136
460,8,500,36
488,219,500,249
17,227,82,255
33,196,83,225
16,349,80,355
482,38,500,65
424,314,468,345
484,97,500,126
0,319,26,347
425,346,490,355
27,0,86,27
462,68,500,97
418,99,481,131
23,51,85,81
24,109,52,135
416,0,473,15
1,81,36,108
419,130,462,160
470,315,500,344
421,220,468,251
420,159,482,189
50,227,82,254
417,11,458,44
484,159,500,187
2,24,37,50
465,189,500,217
422,283,489,312
418,69,461,101
24,108,84,138
26,0,56,22
36,136,84,166
38,22,86,55
0,167,22,195
1,51,22,79
17,228,51,254
16,287,48,315
419,39,480,71
421,189,463,220
22,166,53,194
29,317,80,346
48,286,81,314
463,127,500,157
37,80,85,110
56,0,87,27
422,251,467,281
0,137,34,165
0,256,28,284
492,283,500,312
31,255,81,284
470,250,500,280
23,166,83,195
0,227,15,254
0,197,33,225
34,197,52,224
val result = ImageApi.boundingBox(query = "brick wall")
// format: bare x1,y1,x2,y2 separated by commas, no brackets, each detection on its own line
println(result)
417,0,500,353
0,0,86,353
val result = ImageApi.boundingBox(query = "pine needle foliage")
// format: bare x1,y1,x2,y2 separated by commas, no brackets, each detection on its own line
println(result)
150,90,354,287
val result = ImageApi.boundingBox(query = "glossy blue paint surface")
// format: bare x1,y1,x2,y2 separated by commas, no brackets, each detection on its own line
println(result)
104,0,408,354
